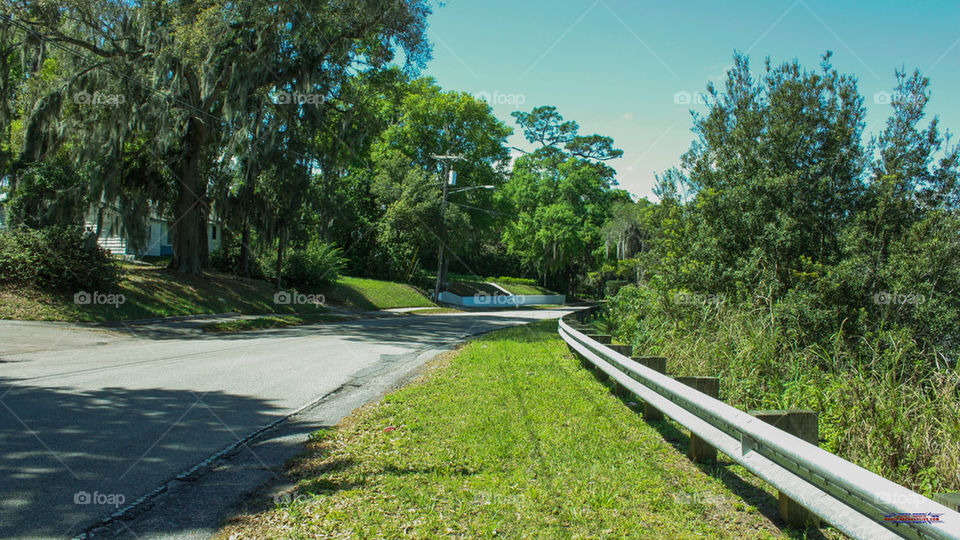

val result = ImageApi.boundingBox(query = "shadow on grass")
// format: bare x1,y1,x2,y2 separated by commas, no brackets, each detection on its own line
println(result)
321,282,379,311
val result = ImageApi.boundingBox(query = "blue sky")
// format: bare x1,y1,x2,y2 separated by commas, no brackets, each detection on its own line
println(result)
421,0,960,199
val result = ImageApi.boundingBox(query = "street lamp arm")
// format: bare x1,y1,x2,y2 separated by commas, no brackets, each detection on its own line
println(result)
448,185,495,194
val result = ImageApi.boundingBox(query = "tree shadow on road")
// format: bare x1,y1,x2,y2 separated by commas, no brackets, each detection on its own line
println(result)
0,378,286,538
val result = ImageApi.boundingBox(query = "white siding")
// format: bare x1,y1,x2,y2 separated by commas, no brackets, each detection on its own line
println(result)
208,224,222,252
143,220,163,256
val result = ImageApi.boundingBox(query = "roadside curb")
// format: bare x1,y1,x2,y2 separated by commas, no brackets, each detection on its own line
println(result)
88,312,243,328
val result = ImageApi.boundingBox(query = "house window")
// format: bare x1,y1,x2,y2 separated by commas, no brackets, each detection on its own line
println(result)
211,225,217,240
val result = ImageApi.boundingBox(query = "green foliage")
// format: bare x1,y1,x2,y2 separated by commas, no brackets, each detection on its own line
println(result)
283,241,346,288
209,235,270,281
0,227,121,291
14,0,434,274
603,284,960,494
596,53,960,496
603,280,629,298
368,78,511,280
500,107,628,291
6,160,86,229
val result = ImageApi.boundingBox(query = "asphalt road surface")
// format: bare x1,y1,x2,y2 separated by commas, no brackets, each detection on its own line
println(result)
0,309,573,539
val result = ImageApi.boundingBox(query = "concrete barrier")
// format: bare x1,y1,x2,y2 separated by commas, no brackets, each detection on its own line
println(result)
438,291,566,308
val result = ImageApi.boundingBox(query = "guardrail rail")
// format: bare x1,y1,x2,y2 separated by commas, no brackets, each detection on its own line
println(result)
558,309,960,540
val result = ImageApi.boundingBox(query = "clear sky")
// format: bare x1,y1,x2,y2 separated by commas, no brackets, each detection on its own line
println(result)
421,0,960,199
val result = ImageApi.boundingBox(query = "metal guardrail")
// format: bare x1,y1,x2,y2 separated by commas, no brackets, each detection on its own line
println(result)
558,312,960,540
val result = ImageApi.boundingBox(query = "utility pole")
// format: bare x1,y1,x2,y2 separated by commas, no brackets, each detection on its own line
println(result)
433,160,451,301
430,154,494,302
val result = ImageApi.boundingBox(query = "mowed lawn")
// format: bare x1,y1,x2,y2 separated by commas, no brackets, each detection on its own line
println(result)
218,320,787,539
322,276,435,310
0,267,433,322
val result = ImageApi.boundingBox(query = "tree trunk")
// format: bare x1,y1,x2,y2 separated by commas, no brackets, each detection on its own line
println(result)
275,228,285,291
199,203,210,268
169,117,208,275
240,220,251,278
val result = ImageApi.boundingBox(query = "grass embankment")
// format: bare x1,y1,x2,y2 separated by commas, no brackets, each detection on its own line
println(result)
495,281,556,295
0,265,298,322
322,276,434,311
443,279,503,297
601,296,960,496
219,320,789,539
0,266,433,322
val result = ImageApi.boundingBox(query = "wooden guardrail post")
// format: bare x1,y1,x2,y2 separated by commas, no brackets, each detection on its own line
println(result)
588,333,612,344
675,376,720,462
582,334,613,381
750,410,821,528
606,344,633,396
934,493,960,513
631,356,667,420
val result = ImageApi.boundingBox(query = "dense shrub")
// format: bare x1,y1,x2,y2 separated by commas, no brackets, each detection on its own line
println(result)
603,279,629,298
209,236,269,280
283,241,346,288
5,161,87,229
0,227,121,291
603,283,960,495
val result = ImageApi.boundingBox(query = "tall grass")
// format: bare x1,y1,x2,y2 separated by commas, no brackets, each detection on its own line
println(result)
604,284,960,495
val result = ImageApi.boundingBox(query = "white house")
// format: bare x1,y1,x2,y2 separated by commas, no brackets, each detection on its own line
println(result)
84,205,222,258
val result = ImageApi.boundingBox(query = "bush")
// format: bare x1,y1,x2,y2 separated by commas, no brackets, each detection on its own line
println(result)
283,241,346,288
0,227,122,291
604,280,629,298
6,161,87,229
210,236,269,280
602,281,960,495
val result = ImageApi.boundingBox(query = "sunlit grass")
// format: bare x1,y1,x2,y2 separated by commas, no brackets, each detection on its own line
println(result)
1,267,434,322
218,320,788,539
322,276,434,310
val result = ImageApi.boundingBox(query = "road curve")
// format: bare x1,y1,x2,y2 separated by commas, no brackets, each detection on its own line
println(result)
0,309,573,538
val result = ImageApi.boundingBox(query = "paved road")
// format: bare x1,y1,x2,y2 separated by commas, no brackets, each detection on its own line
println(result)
0,309,573,538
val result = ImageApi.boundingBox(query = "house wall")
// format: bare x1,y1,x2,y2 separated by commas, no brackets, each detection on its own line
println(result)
208,223,222,253
84,208,131,256
82,207,222,259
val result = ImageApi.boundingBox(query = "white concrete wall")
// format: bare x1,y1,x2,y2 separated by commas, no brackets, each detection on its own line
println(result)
439,291,566,308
